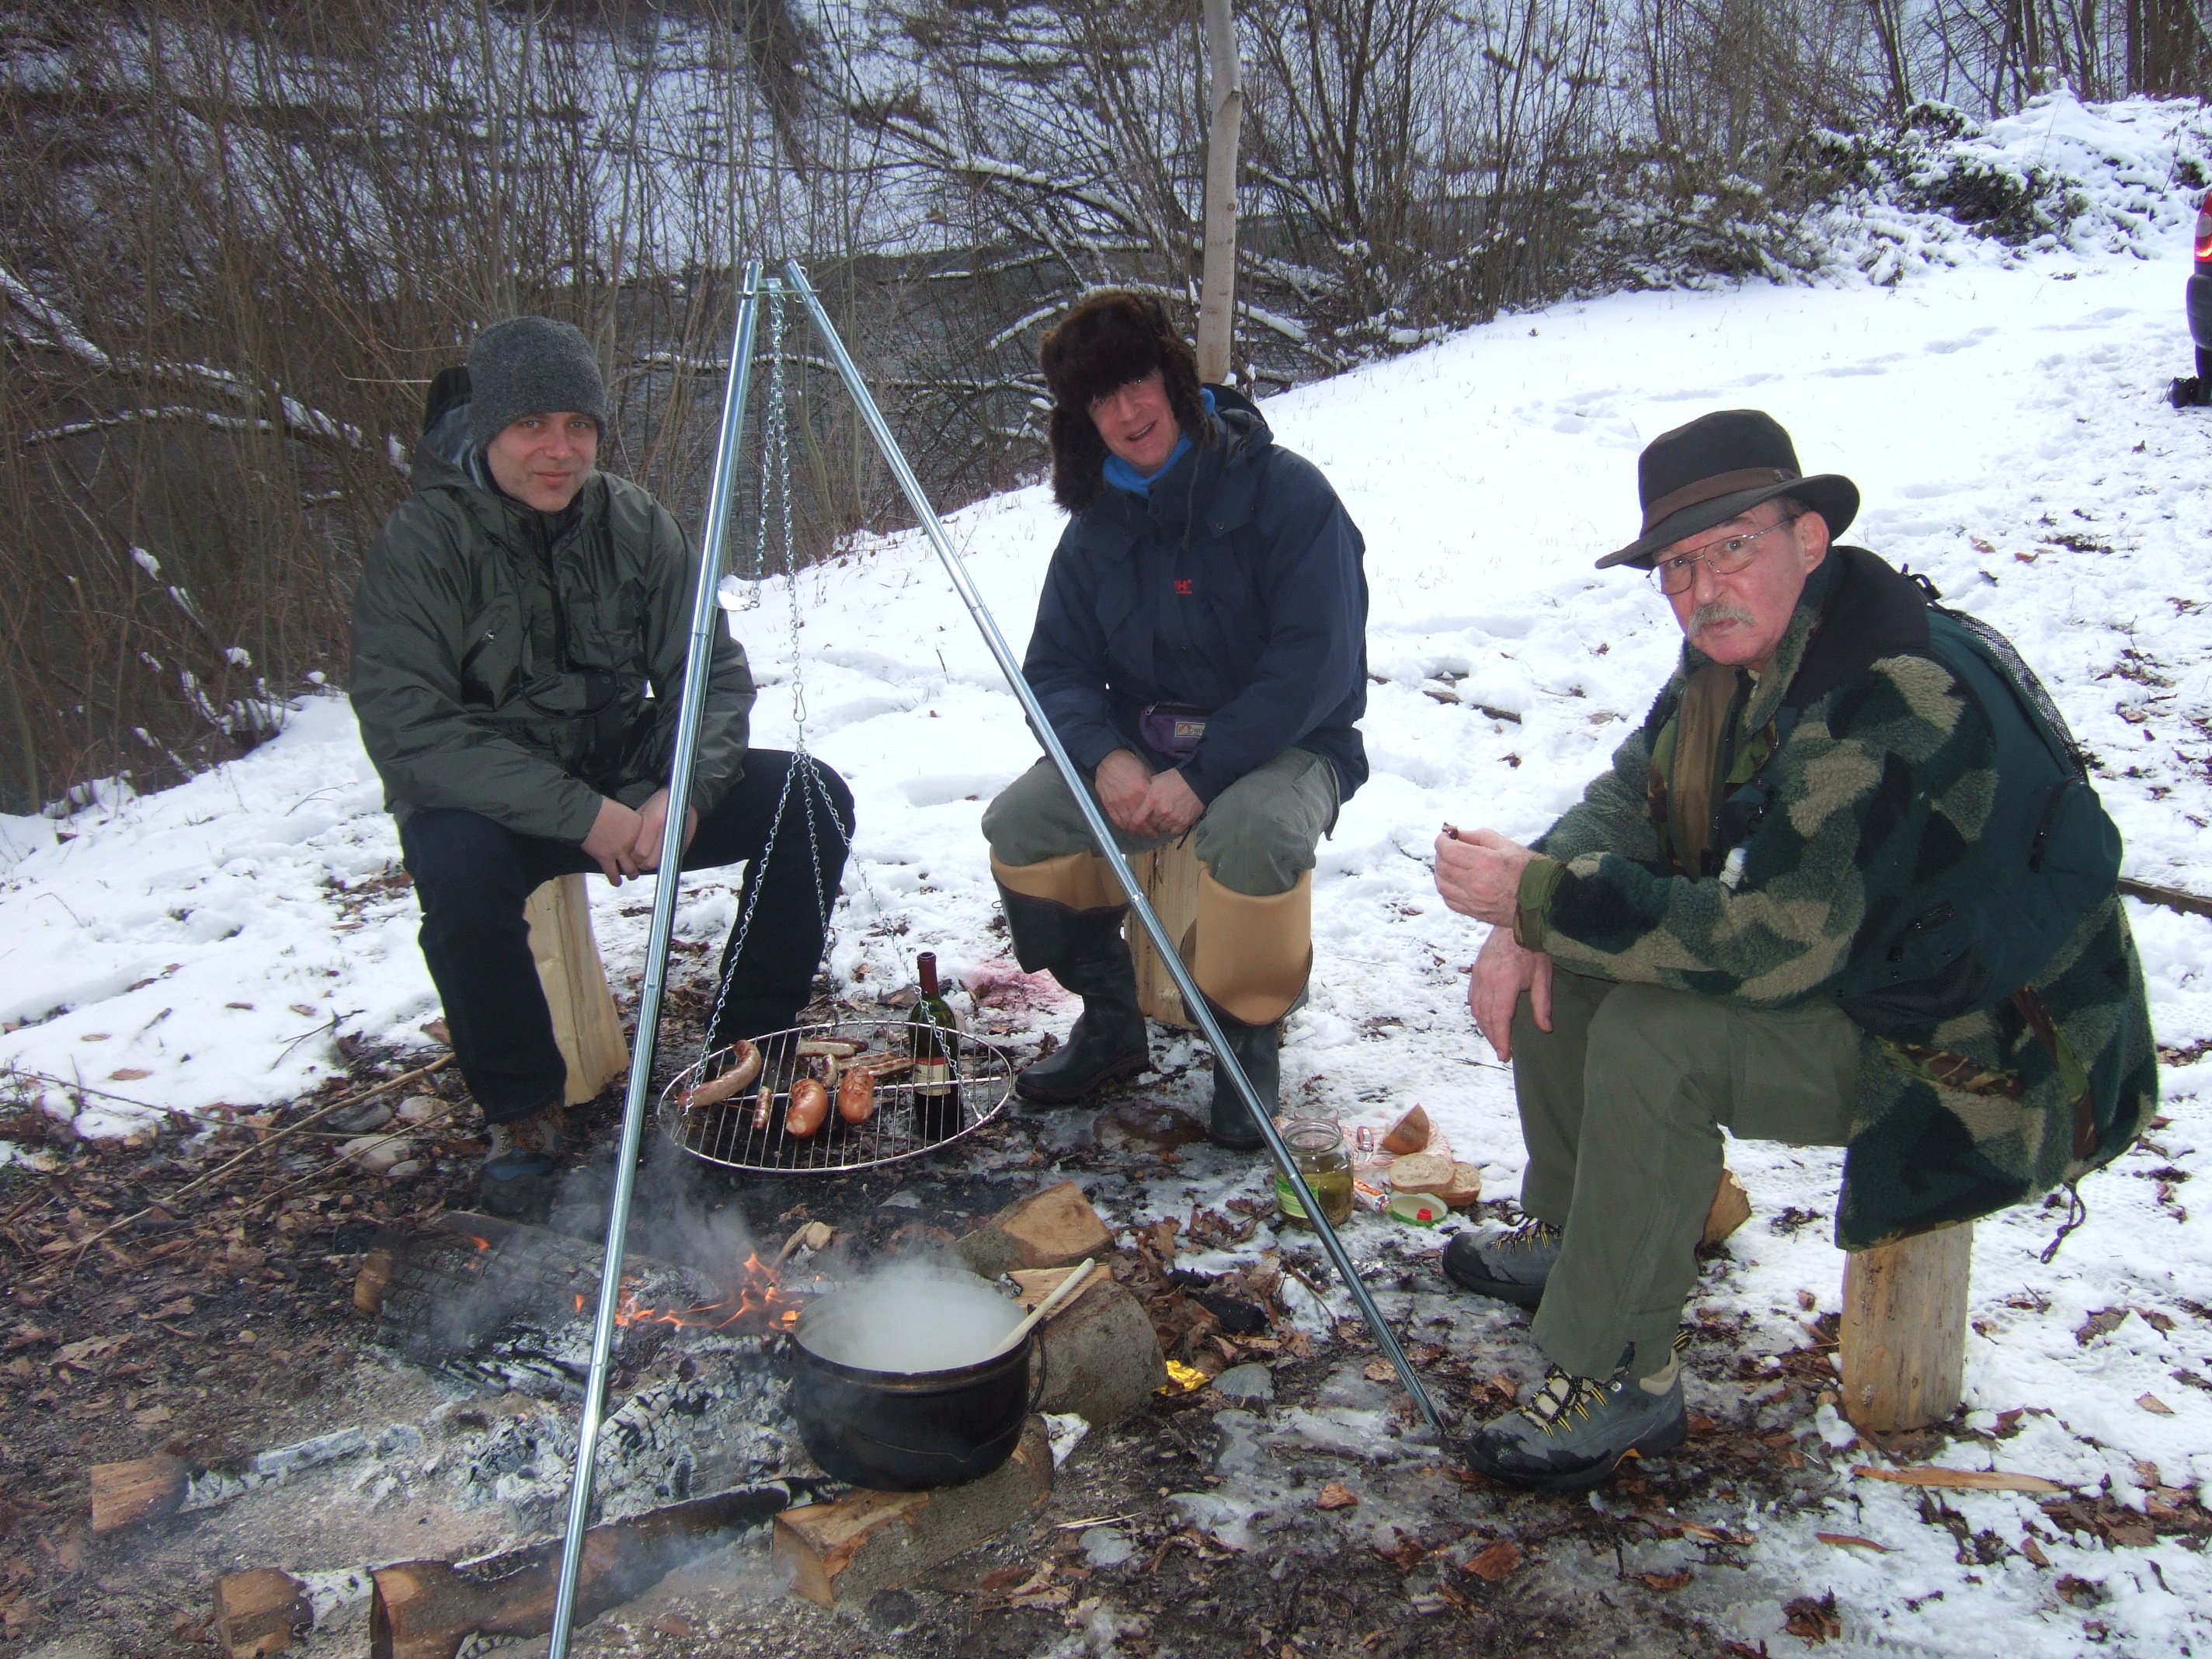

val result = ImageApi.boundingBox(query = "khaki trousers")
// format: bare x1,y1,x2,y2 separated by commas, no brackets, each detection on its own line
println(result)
981,749,1337,897
1512,968,1859,1379
981,750,1337,1026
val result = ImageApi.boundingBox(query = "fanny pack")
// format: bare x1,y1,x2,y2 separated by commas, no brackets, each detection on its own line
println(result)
1139,702,1213,762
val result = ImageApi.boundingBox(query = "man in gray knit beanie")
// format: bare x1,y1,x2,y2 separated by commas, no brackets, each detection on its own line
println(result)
350,315,855,1217
468,316,608,454
461,316,610,513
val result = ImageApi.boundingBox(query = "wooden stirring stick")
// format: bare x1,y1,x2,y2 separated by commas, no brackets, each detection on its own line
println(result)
986,1257,1097,1358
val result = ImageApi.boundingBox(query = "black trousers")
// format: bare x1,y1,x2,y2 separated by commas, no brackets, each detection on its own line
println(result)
400,752,854,1122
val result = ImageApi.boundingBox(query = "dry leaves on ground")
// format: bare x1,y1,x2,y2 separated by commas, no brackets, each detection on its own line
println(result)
1462,1539,1520,1581
1782,1591,1841,1644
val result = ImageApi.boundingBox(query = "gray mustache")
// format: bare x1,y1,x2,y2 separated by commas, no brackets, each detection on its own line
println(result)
1688,601,1757,634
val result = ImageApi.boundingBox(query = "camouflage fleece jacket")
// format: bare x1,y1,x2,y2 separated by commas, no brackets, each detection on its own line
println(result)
1512,547,2156,1250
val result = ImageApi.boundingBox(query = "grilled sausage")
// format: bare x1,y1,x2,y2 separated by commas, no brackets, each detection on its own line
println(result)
681,1039,762,1111
836,1066,877,1126
786,1076,831,1136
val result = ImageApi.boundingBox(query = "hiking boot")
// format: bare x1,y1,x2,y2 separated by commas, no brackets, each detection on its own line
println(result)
1442,1218,1563,1309
1000,889,1149,1107
1208,1020,1278,1150
478,1096,566,1219
1462,1348,1687,1492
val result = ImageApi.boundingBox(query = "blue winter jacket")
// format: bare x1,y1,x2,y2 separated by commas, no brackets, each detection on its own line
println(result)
1022,386,1369,805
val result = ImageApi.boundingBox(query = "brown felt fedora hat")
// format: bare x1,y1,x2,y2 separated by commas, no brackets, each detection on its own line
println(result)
1597,409,1859,569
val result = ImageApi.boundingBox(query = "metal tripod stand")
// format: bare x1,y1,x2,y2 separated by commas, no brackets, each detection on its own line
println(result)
547,259,1443,1659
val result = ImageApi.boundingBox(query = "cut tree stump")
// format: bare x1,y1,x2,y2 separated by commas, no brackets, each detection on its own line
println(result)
956,1181,1114,1277
772,1417,1052,1608
1838,1221,1973,1432
1011,1268,1166,1426
523,873,627,1105
1127,839,1202,1028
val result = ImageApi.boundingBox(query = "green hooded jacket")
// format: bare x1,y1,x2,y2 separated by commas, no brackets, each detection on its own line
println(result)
350,426,755,841
1512,547,2156,1250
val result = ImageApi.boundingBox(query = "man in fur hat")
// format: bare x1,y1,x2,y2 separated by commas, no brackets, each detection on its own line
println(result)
1430,409,2153,1490
980,291,1370,1148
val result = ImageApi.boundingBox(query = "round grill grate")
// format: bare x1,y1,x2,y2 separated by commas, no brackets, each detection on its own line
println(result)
659,1019,1015,1174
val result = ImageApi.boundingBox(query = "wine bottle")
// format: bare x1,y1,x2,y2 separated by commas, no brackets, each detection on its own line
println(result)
908,952,958,1101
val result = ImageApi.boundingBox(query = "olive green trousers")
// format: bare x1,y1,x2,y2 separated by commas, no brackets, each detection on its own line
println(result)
1511,967,1859,1381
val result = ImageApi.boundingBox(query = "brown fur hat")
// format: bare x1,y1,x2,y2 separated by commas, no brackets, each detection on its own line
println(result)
1040,291,1217,513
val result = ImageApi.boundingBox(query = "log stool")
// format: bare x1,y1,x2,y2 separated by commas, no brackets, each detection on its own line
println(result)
1838,1221,1973,1432
522,873,628,1105
1125,838,1202,1028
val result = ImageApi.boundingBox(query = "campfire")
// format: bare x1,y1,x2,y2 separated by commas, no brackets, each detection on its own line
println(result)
354,1213,808,1399
612,1254,806,1338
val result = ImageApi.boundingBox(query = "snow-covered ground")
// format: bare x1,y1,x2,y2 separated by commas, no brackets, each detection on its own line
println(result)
7,92,2212,1657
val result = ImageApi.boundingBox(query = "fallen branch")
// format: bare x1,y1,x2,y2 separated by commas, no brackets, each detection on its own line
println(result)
71,1056,450,1258
1852,1465,2065,1494
2118,875,2212,920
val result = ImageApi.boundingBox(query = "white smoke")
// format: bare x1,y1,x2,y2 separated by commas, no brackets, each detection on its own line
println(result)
797,1262,1021,1373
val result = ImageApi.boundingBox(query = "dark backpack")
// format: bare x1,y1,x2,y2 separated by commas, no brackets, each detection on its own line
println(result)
1828,600,2123,1032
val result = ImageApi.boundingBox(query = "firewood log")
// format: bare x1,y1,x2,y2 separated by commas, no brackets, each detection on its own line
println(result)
369,1481,816,1659
212,1569,311,1658
90,1454,191,1534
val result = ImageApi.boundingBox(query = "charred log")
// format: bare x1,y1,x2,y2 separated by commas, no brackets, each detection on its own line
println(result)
368,1480,819,1659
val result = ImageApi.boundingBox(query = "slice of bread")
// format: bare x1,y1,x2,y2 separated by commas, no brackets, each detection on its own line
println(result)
1439,1163,1484,1209
1388,1152,1456,1195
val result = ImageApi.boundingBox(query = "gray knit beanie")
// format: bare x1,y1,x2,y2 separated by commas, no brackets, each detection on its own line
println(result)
467,316,607,450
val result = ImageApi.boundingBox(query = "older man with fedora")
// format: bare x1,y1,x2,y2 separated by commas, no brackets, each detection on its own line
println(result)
1430,409,2155,1490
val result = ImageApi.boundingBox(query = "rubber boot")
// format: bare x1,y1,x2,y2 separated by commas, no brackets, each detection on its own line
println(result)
999,887,1149,1107
1208,1017,1278,1150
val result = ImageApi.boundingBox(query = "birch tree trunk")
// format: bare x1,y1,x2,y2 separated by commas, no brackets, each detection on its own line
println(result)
1197,0,1243,385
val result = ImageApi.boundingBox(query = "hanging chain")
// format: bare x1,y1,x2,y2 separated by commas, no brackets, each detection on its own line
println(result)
697,283,850,1065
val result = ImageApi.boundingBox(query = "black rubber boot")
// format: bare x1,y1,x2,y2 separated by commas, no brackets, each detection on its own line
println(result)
1000,889,1148,1107
1208,1018,1278,1150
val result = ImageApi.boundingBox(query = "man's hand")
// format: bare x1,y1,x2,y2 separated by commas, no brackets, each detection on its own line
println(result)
630,788,699,873
1095,749,1155,835
1434,826,1538,927
583,797,647,885
1137,768,1205,837
1468,925,1553,1063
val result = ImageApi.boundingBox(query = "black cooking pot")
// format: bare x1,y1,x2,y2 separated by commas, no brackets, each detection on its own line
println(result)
787,1290,1039,1491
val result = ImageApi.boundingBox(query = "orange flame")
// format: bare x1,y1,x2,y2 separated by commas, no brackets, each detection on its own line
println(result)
611,1252,804,1335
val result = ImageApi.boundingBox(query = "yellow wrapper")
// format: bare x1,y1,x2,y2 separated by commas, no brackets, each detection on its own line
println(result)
1157,1359,1209,1393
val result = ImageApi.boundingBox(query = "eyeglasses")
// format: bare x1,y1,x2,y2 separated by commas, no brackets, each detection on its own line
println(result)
1648,513,1800,595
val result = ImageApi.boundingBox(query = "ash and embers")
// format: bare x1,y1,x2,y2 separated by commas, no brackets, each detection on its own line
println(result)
360,1219,814,1528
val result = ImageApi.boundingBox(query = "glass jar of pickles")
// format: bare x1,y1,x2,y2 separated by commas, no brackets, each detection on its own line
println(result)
1274,1118,1355,1228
